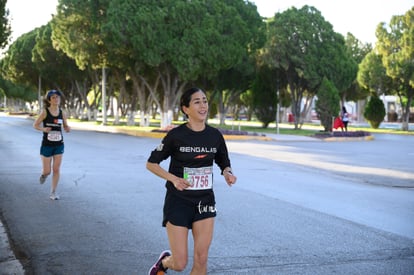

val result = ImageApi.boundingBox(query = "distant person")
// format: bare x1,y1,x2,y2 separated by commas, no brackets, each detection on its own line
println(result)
146,87,237,275
33,90,71,200
333,116,344,131
341,106,349,132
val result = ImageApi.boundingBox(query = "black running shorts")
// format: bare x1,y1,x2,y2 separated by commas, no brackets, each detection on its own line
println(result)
162,192,216,229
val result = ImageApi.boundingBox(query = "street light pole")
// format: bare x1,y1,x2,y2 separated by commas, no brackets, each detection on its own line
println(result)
276,89,280,135
38,75,42,112
102,67,107,125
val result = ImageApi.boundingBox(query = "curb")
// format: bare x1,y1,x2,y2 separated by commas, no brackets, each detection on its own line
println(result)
70,123,274,141
117,128,273,141
0,221,24,275
70,124,376,142
323,135,374,142
67,122,374,142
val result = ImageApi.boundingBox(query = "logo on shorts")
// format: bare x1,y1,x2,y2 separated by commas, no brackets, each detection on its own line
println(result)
197,201,216,214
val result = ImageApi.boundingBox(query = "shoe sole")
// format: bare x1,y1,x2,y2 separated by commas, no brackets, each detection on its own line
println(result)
148,250,171,275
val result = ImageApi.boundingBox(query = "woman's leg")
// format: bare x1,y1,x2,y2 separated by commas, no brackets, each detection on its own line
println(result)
51,154,63,193
163,222,189,271
190,217,215,275
41,155,52,177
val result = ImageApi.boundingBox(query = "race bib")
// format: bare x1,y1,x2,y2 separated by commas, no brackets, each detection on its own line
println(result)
184,166,213,190
47,131,62,142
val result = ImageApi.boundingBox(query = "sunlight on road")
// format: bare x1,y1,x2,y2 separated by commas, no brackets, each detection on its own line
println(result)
227,142,414,185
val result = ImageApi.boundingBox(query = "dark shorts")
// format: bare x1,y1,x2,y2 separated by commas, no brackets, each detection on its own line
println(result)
162,193,216,229
40,144,64,157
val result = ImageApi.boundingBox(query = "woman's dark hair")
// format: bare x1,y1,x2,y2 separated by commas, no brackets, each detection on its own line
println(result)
180,87,204,118
43,90,64,108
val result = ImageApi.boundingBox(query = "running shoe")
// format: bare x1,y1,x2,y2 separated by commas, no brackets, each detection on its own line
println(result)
39,174,47,184
148,250,171,275
49,192,60,200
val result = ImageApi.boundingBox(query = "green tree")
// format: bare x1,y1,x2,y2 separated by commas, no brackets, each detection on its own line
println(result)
52,0,112,123
1,30,39,90
104,0,264,128
0,76,36,103
32,24,80,89
102,0,151,126
32,23,92,118
345,33,373,65
0,0,11,49
239,89,254,121
261,6,355,129
251,66,279,128
52,0,110,70
210,59,258,125
364,95,386,129
315,78,340,132
376,7,414,131
207,0,265,125
342,33,372,103
357,51,394,95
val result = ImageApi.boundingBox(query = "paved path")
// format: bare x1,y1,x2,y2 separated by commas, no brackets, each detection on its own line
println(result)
0,122,316,274
0,122,322,273
1,117,407,273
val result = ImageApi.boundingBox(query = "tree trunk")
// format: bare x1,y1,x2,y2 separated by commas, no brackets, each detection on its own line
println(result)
401,100,411,131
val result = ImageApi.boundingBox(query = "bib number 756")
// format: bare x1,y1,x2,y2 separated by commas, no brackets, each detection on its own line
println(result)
184,166,213,190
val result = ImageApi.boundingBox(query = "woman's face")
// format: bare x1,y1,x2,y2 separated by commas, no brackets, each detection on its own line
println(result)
49,94,61,105
183,91,208,121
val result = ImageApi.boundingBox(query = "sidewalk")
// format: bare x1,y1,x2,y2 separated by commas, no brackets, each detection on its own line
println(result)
67,120,382,142
0,221,24,275
67,121,321,142
265,133,320,142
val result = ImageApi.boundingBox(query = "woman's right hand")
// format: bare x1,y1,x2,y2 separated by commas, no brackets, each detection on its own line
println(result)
171,176,191,191
43,127,52,133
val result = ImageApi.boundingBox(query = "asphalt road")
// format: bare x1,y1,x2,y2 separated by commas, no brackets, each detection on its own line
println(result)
0,115,413,274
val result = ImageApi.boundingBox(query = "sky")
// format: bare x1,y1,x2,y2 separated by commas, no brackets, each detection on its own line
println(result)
5,0,414,46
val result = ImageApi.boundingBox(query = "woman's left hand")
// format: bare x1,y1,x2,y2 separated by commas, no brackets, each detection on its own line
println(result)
224,173,237,186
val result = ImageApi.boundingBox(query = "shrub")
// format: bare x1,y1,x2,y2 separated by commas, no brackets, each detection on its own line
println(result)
363,95,385,129
315,78,340,131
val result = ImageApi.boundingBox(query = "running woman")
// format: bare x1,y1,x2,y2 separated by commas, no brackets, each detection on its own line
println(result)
146,87,237,275
33,90,70,200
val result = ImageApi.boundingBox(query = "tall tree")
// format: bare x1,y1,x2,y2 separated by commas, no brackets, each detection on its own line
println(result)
52,0,112,123
32,23,92,118
357,51,394,95
208,0,265,126
1,30,39,89
261,6,355,129
211,57,259,126
105,0,264,128
342,33,372,102
0,0,11,49
376,7,414,131
52,0,110,70
315,77,340,132
0,75,37,103
250,65,280,128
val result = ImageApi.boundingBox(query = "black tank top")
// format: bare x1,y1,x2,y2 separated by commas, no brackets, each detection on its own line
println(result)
42,108,64,146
